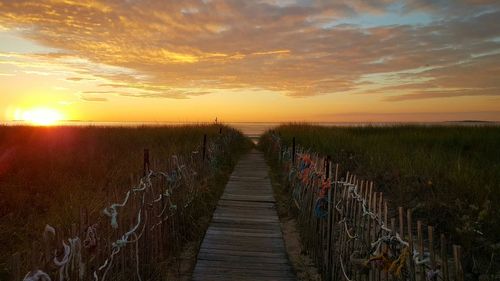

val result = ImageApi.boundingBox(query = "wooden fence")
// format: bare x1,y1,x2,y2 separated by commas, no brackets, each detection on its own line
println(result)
8,129,242,281
266,134,465,281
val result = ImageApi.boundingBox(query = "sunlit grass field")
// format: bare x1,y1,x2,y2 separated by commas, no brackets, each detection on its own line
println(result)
0,124,250,274
260,124,500,274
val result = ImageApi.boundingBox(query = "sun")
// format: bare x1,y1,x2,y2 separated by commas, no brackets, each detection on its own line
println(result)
18,108,64,126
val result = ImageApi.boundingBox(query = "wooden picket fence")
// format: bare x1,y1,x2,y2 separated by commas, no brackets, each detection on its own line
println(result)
266,134,465,281
7,129,242,281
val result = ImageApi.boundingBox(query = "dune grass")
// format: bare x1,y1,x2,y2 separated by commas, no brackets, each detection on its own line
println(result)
260,124,500,275
0,124,251,276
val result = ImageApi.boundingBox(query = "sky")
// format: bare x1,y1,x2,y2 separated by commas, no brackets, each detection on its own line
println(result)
0,0,499,123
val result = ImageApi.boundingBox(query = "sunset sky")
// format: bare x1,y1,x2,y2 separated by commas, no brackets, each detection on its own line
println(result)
1,0,499,123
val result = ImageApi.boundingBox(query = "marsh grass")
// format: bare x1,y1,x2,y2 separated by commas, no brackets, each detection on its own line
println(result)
260,123,500,276
0,124,251,276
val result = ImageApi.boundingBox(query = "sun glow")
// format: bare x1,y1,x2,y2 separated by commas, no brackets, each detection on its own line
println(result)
15,108,64,126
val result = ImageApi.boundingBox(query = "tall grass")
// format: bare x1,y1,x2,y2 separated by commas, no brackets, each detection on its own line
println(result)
0,124,251,275
260,124,500,275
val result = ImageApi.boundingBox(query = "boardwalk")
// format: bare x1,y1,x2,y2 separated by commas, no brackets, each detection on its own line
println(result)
192,150,296,281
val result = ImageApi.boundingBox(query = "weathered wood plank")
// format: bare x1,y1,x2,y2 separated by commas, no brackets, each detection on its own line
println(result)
198,248,288,258
212,215,280,224
210,221,281,231
217,200,276,208
192,274,295,281
208,225,280,234
197,253,290,264
205,229,283,238
220,194,276,202
213,208,277,216
200,242,285,252
193,267,295,277
194,259,293,270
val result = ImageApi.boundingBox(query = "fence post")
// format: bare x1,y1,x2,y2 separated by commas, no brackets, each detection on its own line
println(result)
441,234,450,281
202,134,207,161
417,221,425,281
428,226,436,271
143,149,150,176
398,207,404,239
292,137,296,164
31,241,39,272
43,224,54,266
325,156,331,179
453,245,463,281
9,252,20,281
407,209,416,281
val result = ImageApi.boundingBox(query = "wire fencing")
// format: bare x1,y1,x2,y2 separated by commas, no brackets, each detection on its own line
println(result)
264,133,465,281
9,129,244,281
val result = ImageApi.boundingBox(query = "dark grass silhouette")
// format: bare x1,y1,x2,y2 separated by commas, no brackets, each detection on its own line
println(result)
0,124,250,274
260,124,500,277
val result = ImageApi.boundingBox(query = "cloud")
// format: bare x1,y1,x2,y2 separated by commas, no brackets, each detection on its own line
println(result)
80,96,108,102
316,110,500,122
0,0,499,100
80,92,108,102
66,77,95,82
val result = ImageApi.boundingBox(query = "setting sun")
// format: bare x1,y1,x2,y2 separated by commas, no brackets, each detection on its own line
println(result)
17,108,64,126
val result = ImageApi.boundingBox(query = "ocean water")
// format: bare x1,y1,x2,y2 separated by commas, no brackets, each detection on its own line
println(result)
228,122,280,143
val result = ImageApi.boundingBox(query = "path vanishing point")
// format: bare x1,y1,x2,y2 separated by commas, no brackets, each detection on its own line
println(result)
191,149,296,281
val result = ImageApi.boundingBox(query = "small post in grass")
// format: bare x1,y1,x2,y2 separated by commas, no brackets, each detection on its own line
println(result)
292,137,296,164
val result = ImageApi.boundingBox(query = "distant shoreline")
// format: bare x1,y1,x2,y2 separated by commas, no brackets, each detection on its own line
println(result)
3,120,500,125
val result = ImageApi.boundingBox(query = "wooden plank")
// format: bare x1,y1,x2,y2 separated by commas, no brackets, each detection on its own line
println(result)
201,239,286,252
193,273,295,281
193,267,295,277
202,234,286,245
205,229,283,238
210,221,281,231
213,208,277,217
198,248,287,258
212,211,279,219
212,215,280,224
208,225,280,234
213,206,277,213
201,234,286,245
220,194,276,202
217,200,276,208
200,242,285,252
195,259,293,270
197,253,290,264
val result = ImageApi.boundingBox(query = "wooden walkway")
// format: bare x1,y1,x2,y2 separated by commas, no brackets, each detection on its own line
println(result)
192,149,296,281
